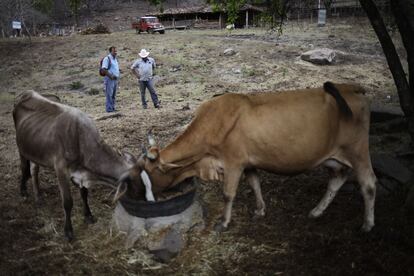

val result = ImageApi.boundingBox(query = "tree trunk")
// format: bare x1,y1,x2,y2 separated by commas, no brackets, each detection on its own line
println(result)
359,0,414,142
391,0,414,139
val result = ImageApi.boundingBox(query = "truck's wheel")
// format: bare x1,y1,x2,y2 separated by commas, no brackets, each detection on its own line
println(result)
159,30,165,34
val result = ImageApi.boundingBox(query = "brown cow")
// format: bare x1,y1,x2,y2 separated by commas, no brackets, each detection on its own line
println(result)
13,91,147,241
117,82,377,232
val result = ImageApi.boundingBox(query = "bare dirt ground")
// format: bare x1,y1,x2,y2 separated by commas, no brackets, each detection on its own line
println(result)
1,18,413,275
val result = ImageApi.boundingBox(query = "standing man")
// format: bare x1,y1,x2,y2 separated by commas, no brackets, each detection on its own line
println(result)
130,49,160,109
101,46,120,112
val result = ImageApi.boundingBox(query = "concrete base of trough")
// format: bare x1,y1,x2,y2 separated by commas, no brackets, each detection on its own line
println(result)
112,197,205,263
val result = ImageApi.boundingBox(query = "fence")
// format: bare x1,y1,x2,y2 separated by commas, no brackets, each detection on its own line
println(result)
287,0,390,22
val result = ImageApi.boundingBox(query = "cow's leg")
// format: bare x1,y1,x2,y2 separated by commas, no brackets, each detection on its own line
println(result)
215,168,243,232
55,164,74,241
354,161,377,232
30,163,41,203
79,187,96,224
309,164,349,218
245,170,265,218
343,134,377,232
19,155,31,197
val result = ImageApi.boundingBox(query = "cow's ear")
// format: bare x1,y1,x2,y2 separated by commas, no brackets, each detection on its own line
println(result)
146,146,159,161
123,151,137,164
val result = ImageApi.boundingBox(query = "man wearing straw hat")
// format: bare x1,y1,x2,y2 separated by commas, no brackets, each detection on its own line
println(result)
130,49,160,109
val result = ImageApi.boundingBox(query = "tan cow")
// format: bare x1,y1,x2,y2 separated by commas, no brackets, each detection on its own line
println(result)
117,82,377,232
13,91,148,241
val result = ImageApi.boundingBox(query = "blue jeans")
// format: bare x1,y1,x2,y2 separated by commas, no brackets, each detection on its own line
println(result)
104,77,118,112
139,79,159,108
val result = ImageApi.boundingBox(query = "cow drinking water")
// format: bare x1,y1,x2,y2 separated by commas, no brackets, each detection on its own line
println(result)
116,82,377,233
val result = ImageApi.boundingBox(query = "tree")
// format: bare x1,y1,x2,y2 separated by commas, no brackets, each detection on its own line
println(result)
264,0,291,33
208,0,246,25
246,0,291,33
0,0,56,37
359,0,414,143
69,0,83,26
322,0,334,10
148,0,165,13
33,0,53,15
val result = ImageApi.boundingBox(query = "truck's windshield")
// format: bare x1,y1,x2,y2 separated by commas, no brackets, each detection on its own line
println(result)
144,18,159,23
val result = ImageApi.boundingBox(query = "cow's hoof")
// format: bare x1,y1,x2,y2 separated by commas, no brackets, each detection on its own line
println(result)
252,209,265,220
308,208,322,219
84,215,96,224
65,231,74,242
252,213,265,221
214,222,228,232
361,223,374,233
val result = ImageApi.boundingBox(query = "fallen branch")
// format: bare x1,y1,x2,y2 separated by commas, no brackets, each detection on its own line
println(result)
95,113,123,121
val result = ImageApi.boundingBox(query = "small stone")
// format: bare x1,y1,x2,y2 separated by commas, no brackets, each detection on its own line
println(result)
224,48,236,56
232,68,241,74
170,65,182,72
181,103,190,110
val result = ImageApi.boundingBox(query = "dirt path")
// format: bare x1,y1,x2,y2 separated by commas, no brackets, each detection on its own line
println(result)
1,19,413,275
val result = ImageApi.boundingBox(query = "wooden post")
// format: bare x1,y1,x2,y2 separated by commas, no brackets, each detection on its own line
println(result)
245,10,249,28
219,13,222,29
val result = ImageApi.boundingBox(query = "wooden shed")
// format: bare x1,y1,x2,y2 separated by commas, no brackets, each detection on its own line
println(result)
147,4,264,29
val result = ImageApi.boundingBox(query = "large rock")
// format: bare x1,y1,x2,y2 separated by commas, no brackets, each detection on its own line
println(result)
370,103,404,123
371,153,413,185
300,48,336,65
112,197,205,262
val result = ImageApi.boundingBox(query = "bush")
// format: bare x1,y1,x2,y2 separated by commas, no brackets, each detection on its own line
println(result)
81,24,110,35
69,81,84,90
242,67,256,77
88,88,100,95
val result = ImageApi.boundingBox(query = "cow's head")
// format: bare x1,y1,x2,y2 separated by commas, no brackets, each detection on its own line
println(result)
113,132,179,202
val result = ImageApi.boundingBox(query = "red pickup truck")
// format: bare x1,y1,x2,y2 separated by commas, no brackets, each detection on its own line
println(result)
132,16,165,34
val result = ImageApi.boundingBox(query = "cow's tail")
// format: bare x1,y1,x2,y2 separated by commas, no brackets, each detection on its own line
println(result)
323,81,353,119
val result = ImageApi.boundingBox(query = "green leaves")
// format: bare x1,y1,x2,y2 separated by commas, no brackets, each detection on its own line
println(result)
208,0,246,25
148,0,165,12
32,0,53,14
